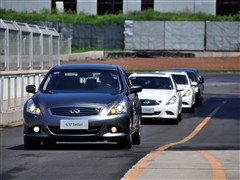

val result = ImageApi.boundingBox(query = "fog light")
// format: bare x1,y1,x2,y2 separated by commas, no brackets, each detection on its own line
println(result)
166,111,174,115
111,127,117,133
33,126,40,133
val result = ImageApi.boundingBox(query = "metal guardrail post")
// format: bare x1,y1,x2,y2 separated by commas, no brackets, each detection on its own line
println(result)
27,75,30,100
14,76,17,110
38,74,42,86
33,74,36,85
0,76,4,113
7,77,11,111
21,75,25,109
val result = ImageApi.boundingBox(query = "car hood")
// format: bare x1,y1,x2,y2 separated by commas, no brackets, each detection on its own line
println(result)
34,92,122,107
138,89,175,101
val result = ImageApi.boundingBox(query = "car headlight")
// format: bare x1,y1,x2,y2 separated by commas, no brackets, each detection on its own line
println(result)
109,100,128,115
26,99,42,115
183,90,191,97
166,95,177,105
195,87,199,92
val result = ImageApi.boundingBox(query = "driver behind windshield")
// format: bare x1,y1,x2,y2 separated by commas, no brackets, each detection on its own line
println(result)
99,72,114,86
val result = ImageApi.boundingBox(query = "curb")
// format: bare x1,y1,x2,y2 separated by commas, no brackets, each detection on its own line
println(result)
0,119,23,128
0,110,23,127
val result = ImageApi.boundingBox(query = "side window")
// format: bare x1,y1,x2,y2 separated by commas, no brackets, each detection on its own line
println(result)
122,69,131,90
42,74,52,91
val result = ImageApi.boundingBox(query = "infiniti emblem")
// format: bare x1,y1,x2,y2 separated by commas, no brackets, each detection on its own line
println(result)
143,101,150,105
70,109,81,114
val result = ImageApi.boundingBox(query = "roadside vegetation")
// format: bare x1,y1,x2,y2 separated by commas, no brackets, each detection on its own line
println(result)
0,9,239,25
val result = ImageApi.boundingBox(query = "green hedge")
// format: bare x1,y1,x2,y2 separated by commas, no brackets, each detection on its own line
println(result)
0,9,239,25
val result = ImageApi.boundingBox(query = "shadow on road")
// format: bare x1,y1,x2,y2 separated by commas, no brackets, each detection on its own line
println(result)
7,142,130,151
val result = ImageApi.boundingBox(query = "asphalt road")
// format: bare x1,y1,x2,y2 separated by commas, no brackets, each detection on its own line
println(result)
1,73,239,180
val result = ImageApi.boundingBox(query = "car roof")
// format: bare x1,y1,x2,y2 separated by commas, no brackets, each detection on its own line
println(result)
129,72,171,78
159,71,188,76
171,68,198,73
51,64,120,71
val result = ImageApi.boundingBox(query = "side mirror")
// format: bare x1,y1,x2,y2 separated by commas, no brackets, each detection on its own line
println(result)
130,85,142,93
199,77,204,83
191,82,198,86
26,85,36,94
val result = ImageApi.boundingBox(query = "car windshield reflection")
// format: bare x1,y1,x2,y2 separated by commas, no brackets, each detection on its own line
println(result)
41,70,122,94
130,77,173,90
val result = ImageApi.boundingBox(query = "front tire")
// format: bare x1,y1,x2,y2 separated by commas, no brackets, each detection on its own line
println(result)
173,114,181,124
24,139,41,150
189,105,195,112
117,133,132,149
117,121,133,149
195,94,203,107
132,118,141,145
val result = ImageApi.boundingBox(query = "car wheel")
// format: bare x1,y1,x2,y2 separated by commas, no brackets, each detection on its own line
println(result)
117,122,133,149
189,105,195,112
173,114,181,124
178,113,182,121
24,139,41,150
132,118,141,145
195,94,203,107
117,133,132,149
199,97,203,106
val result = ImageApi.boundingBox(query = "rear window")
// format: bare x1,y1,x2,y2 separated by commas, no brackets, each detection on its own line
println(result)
130,77,173,90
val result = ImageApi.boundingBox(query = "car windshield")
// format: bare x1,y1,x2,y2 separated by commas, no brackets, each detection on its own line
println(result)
172,75,188,85
41,70,122,94
130,77,173,90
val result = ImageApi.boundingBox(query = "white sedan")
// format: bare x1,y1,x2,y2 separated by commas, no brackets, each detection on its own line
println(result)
129,72,182,124
163,71,196,112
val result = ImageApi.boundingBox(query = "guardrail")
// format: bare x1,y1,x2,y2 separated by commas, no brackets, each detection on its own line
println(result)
0,72,46,113
0,19,60,71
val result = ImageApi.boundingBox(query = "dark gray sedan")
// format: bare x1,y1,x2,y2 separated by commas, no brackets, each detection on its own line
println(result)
23,64,142,149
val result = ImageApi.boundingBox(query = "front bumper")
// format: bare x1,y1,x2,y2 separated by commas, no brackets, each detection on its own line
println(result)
141,104,179,119
24,114,131,143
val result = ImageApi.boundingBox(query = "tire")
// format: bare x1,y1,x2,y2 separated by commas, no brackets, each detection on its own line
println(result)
117,135,132,149
199,97,203,106
189,105,195,112
173,114,181,124
24,139,41,150
195,94,203,107
117,123,133,149
178,113,182,121
132,118,141,145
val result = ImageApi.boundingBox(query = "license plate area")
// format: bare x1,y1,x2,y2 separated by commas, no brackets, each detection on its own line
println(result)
60,120,88,130
142,108,154,114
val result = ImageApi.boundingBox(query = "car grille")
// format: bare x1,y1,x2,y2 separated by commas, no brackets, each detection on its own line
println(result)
140,99,161,106
142,111,161,115
48,126,101,135
50,107,101,116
